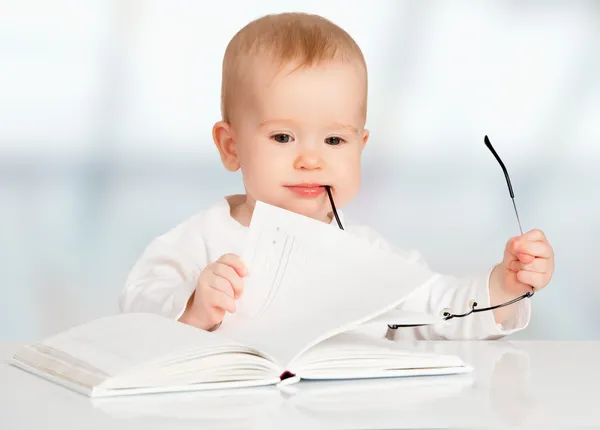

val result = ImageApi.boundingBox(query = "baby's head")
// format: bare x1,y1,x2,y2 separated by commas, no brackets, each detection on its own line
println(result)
213,12,369,223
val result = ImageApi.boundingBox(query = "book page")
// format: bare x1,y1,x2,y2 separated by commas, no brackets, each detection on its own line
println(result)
15,313,266,380
218,201,440,368
290,331,466,376
359,309,440,327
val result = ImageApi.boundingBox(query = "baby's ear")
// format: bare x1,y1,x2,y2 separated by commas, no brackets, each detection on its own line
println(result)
361,129,370,150
212,121,240,172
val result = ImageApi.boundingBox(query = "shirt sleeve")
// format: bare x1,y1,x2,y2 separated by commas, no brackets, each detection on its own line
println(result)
119,215,208,320
389,256,531,340
351,226,531,340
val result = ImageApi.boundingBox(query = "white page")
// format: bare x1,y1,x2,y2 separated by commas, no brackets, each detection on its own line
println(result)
360,309,440,327
14,313,265,381
291,331,466,374
218,201,440,368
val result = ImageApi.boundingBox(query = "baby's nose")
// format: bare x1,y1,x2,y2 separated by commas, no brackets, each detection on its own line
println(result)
293,151,323,170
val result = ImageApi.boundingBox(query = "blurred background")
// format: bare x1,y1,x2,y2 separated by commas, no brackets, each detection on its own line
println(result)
1,0,598,341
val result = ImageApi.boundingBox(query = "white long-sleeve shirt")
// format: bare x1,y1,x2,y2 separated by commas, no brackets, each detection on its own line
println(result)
120,196,531,340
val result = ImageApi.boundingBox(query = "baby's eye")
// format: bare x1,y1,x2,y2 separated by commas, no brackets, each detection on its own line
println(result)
325,136,345,146
272,134,292,144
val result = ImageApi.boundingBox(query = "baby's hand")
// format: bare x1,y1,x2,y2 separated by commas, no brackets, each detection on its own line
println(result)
500,229,554,296
180,254,247,331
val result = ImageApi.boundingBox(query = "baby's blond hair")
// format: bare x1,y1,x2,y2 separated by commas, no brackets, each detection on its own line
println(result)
221,12,367,124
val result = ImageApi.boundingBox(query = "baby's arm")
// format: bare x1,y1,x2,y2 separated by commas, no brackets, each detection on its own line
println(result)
120,214,207,320
350,225,530,340
391,259,531,341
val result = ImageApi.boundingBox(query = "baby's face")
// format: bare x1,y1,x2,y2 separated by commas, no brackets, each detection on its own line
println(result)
233,59,368,222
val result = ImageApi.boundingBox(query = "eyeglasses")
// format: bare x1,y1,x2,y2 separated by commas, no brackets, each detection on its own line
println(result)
325,135,534,327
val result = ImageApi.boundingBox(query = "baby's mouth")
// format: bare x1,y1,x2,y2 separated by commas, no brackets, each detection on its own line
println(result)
284,184,327,198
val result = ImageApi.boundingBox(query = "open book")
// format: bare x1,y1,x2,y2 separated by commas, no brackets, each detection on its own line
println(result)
11,201,471,397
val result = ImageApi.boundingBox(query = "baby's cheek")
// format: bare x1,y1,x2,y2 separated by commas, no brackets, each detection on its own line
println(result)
337,164,362,205
248,172,274,197
242,160,287,203
241,165,267,195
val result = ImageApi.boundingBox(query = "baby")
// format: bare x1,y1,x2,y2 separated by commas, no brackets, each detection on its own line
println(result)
120,12,554,340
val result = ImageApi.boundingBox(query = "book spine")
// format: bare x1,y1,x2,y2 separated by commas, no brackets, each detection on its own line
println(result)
279,370,296,381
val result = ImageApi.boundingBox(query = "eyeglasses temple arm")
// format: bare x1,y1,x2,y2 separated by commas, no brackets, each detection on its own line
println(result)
484,135,515,199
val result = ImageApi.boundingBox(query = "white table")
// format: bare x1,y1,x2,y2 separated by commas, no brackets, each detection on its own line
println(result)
1,340,599,429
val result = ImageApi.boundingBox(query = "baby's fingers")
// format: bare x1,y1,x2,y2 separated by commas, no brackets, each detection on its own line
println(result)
213,262,244,298
218,253,248,277
516,270,546,289
517,253,535,264
515,239,553,259
522,228,547,242
209,273,236,297
208,287,236,313
508,258,549,274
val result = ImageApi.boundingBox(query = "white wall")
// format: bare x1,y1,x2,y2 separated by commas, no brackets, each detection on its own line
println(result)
1,0,598,340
